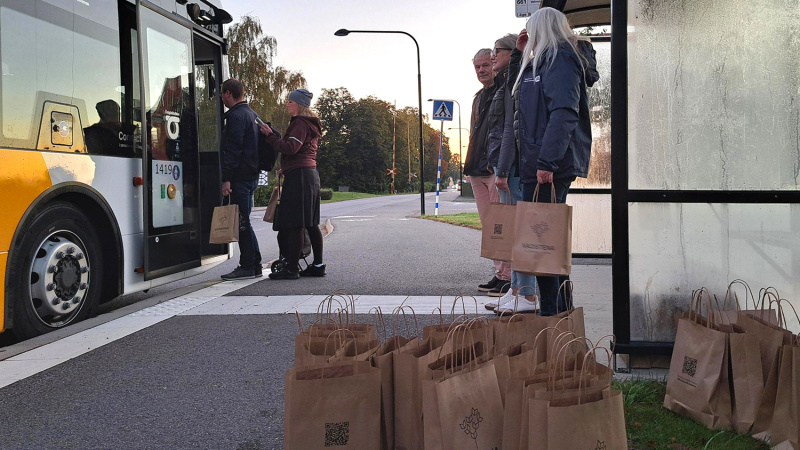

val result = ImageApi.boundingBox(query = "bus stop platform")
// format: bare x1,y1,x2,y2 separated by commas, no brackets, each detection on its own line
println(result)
0,262,622,449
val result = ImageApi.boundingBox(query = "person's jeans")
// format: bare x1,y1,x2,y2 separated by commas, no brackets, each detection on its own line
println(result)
496,168,536,296
522,177,575,315
231,179,261,270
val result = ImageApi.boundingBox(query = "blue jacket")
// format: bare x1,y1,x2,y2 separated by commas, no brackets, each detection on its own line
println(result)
221,101,260,183
511,42,592,184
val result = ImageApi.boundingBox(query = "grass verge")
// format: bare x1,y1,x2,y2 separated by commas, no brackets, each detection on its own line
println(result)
322,191,387,204
615,379,769,449
423,212,482,230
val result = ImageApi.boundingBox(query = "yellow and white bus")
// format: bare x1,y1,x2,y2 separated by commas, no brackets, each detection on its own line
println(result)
0,0,233,338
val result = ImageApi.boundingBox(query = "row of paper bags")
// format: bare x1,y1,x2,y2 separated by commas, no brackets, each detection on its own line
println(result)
664,281,799,448
284,295,628,449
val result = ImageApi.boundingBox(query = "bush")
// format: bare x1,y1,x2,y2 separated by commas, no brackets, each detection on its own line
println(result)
320,188,333,200
254,185,273,207
424,181,441,193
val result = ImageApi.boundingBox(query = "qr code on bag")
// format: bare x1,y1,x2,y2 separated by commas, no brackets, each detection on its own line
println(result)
325,422,350,447
682,356,697,377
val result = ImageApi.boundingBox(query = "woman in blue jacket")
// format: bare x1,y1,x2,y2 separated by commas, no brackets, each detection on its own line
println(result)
510,7,593,316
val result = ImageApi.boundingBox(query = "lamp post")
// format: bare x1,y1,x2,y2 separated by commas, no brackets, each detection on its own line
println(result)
447,127,468,192
335,28,426,215
428,99,462,191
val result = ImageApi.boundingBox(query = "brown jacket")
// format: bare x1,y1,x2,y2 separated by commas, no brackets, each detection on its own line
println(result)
266,115,323,173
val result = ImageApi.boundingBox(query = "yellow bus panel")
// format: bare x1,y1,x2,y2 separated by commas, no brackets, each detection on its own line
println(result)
0,150,52,251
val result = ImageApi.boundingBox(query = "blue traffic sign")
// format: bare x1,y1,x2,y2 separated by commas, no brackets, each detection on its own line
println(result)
432,100,454,121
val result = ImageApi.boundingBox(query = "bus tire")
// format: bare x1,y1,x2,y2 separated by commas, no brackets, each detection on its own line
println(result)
8,202,103,339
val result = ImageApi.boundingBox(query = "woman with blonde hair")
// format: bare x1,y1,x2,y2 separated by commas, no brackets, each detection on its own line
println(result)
510,7,594,316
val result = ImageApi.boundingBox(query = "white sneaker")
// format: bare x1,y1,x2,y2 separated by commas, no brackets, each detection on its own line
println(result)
496,295,540,315
493,290,518,315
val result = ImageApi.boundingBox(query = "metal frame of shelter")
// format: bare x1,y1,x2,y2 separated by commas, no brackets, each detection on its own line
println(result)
543,0,800,357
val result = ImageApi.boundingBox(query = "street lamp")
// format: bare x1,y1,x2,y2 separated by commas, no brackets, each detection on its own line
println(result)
447,127,468,192
428,99,462,191
335,28,426,215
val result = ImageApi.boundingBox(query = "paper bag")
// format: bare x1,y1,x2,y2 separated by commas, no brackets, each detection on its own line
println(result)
284,361,381,450
436,362,504,450
664,317,733,430
480,202,516,261
262,186,280,223
538,389,628,450
511,197,572,276
209,203,239,244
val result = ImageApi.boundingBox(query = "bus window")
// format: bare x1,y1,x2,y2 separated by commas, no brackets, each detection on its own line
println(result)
0,1,126,156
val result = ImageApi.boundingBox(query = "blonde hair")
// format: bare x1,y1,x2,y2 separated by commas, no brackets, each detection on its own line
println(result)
512,7,584,94
295,105,318,118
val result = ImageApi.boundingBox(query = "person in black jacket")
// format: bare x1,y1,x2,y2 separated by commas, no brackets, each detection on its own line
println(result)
510,8,595,316
219,78,263,280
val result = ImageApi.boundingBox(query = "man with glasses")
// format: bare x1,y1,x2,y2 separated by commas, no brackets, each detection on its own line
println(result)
219,78,263,280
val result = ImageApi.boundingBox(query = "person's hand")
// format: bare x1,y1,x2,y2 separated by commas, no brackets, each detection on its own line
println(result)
464,175,471,183
495,176,509,191
222,181,232,197
537,170,553,185
516,29,528,51
259,123,273,136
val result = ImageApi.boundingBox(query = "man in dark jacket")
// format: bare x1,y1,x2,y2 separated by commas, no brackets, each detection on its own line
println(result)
465,48,512,297
220,78,262,280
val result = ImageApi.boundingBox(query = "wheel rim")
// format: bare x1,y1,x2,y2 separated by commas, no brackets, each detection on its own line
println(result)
28,230,90,328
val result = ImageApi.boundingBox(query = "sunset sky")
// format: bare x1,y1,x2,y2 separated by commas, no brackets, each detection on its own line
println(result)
225,0,527,155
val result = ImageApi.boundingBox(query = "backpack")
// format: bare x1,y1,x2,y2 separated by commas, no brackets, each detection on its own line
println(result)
257,121,281,172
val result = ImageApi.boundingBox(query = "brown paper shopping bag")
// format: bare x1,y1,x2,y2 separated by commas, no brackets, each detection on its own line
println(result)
535,389,628,450
511,185,572,276
664,313,733,430
208,202,239,244
284,361,381,450
754,345,800,448
262,186,280,223
480,202,516,261
436,361,505,450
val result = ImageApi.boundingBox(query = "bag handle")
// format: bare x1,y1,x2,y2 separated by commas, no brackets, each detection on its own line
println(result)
578,346,614,404
391,304,420,340
367,306,387,343
531,183,557,204
551,336,594,389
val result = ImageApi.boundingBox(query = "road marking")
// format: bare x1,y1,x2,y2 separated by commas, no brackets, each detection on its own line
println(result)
332,215,376,219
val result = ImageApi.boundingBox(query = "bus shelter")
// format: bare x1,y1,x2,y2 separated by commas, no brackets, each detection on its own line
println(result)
547,0,800,365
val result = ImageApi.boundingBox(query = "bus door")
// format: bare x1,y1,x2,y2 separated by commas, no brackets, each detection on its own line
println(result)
137,2,203,280
193,35,227,258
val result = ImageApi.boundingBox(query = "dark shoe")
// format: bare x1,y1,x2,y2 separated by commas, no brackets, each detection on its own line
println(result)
255,265,263,278
221,266,256,281
478,276,500,292
488,281,511,298
269,267,299,280
300,264,326,277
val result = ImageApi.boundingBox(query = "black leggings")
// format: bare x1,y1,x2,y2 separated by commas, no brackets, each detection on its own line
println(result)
277,226,323,270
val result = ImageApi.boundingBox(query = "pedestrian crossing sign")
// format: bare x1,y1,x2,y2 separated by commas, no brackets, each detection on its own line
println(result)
432,100,454,121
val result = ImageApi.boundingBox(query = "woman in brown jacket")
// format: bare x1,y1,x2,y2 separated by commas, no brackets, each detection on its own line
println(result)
259,89,325,279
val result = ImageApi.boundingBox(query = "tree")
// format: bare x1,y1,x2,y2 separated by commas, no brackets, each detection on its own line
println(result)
315,87,355,188
225,15,306,133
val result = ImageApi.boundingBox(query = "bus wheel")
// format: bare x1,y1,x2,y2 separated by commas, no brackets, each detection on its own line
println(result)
9,202,103,339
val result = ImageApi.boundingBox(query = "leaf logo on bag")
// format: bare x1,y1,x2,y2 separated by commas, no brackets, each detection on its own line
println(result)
530,222,550,238
493,224,503,235
324,422,350,447
682,356,698,377
459,408,483,441
592,441,607,450
219,216,228,226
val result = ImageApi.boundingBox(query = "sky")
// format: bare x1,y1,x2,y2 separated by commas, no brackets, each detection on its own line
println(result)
225,0,529,156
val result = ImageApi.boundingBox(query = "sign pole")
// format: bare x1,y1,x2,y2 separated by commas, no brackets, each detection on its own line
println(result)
392,101,396,194
436,120,443,216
